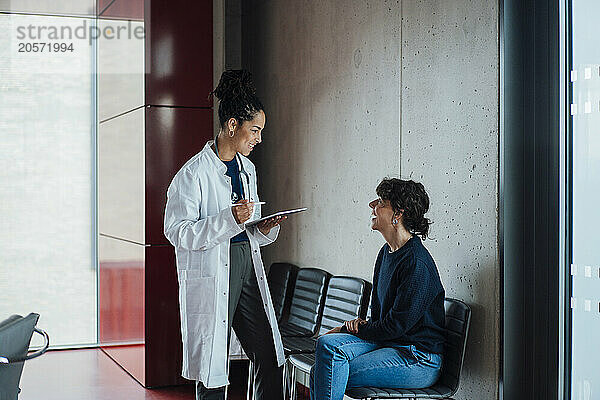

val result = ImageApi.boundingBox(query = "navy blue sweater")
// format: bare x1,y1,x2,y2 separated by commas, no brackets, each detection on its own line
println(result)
354,236,446,354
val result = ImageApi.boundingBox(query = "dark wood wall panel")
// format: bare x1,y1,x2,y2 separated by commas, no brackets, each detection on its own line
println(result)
140,0,214,388
145,0,213,107
145,107,213,245
145,245,191,387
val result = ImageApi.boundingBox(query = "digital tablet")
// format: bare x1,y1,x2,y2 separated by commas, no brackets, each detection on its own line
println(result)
246,207,308,227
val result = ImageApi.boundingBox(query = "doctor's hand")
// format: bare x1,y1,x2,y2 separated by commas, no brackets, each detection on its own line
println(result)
344,318,367,334
257,215,286,236
232,200,254,224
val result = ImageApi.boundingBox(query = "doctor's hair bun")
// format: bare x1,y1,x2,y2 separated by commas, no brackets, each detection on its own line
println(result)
376,178,432,240
212,69,256,100
211,69,264,127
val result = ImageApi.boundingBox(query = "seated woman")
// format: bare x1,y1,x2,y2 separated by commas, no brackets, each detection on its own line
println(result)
310,178,446,400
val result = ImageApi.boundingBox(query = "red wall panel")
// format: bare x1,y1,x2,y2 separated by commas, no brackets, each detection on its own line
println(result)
99,260,145,343
144,245,191,387
145,0,213,107
145,107,214,245
98,235,146,386
142,0,214,388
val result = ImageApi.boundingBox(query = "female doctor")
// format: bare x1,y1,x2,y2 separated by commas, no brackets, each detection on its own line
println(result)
164,70,286,400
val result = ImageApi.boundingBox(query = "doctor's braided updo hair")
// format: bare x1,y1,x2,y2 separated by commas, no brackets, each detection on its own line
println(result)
211,69,264,127
376,178,432,240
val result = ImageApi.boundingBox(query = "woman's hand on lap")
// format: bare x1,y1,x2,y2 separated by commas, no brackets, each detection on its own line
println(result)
344,318,367,333
324,326,342,335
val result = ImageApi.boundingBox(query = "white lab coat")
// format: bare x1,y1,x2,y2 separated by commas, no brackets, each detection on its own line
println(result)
163,140,285,388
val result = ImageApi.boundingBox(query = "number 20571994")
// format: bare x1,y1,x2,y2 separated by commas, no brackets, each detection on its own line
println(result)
18,42,74,52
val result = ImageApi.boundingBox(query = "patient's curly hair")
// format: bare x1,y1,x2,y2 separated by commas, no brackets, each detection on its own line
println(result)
376,178,431,239
211,69,264,127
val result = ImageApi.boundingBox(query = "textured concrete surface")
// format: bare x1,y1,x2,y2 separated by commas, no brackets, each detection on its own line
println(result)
401,1,499,398
241,0,499,398
243,0,401,283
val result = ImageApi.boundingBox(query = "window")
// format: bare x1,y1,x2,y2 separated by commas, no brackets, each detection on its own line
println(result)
569,0,600,398
0,12,96,347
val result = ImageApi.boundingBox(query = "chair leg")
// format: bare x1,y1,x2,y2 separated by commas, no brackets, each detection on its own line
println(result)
246,360,254,400
283,360,289,400
283,359,292,400
290,365,296,400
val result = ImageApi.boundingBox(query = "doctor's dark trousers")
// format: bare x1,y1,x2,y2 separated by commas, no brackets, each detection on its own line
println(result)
196,241,283,400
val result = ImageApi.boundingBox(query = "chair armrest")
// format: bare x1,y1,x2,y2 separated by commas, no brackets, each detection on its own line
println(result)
0,327,49,364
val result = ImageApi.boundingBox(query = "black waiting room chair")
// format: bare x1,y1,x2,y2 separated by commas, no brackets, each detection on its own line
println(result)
267,262,299,323
0,313,50,400
248,266,329,400
288,298,471,400
283,276,371,356
246,262,299,400
279,268,331,338
284,276,371,400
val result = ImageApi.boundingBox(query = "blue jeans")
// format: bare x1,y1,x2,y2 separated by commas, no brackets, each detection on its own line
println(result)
309,333,442,400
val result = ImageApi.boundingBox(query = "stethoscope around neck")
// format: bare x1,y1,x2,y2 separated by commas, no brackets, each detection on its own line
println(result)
214,137,251,202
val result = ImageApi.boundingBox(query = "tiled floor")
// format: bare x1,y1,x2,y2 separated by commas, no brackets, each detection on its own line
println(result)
18,348,247,400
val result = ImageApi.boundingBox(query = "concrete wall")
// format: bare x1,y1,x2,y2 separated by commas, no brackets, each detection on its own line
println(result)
242,0,401,281
400,1,499,398
241,0,499,398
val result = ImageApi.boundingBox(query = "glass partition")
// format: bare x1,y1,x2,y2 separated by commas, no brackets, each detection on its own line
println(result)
96,6,145,384
0,3,145,349
0,0,95,16
0,13,96,346
569,0,600,398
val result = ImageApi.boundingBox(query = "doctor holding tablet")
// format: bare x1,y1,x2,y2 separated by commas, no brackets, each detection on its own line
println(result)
164,69,286,400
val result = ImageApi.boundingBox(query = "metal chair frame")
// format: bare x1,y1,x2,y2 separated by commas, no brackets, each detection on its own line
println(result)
0,327,49,365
